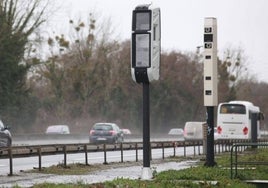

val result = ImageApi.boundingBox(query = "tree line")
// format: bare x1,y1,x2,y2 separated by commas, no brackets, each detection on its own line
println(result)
0,0,267,134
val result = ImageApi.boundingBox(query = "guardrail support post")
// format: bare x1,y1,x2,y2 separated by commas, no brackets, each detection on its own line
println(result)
150,143,152,161
230,145,234,179
198,141,201,155
135,143,138,162
183,141,186,157
193,142,196,156
63,145,67,167
120,143,123,163
8,147,13,176
162,143,165,159
84,145,88,165
173,142,176,157
38,147,42,171
103,144,108,164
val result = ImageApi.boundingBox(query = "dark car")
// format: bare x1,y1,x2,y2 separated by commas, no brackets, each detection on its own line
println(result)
0,120,12,147
89,123,124,144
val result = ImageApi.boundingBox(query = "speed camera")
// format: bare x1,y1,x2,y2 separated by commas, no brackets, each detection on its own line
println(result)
131,4,161,83
204,17,218,106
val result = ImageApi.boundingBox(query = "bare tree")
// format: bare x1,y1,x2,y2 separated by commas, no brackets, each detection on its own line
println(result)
218,47,249,101
0,0,49,131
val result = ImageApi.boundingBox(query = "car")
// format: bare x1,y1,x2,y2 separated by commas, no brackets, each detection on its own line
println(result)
0,120,12,147
183,122,206,140
168,128,184,136
183,121,219,140
45,125,70,134
121,128,132,135
89,123,124,144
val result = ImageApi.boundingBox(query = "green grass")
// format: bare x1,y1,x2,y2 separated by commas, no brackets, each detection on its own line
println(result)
33,163,100,175
22,148,268,188
230,148,268,180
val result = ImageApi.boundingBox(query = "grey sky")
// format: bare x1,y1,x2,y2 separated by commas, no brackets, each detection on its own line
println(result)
52,0,268,82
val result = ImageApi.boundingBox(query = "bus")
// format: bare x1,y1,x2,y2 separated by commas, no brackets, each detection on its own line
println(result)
216,101,264,139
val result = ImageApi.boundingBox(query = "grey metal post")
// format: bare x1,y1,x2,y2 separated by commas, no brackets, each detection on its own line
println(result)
205,106,216,166
143,82,150,168
8,147,13,176
251,113,258,148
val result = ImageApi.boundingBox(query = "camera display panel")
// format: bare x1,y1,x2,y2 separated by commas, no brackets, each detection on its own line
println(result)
135,34,150,67
204,34,213,42
135,12,151,31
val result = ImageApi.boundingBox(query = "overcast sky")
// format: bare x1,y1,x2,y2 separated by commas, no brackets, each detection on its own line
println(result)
51,0,268,83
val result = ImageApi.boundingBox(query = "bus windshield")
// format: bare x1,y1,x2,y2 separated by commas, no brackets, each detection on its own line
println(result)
220,104,246,114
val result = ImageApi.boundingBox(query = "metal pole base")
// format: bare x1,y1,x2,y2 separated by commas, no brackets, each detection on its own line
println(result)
141,167,153,180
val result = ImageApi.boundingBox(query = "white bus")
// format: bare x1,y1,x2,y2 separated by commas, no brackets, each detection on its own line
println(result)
216,101,264,139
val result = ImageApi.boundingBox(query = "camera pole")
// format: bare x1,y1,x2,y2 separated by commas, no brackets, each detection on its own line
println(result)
142,82,151,170
131,4,161,179
205,106,216,166
203,17,218,167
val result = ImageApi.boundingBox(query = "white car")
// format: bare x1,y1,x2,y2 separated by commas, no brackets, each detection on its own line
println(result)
183,121,219,140
183,122,205,140
121,129,132,135
168,128,184,136
45,125,70,134
0,120,12,147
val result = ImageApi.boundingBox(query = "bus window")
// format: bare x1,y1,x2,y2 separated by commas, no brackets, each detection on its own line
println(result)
220,104,246,114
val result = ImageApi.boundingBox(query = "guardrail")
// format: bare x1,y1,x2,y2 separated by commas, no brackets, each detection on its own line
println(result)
230,141,268,179
2,138,268,176
11,133,183,146
0,139,236,176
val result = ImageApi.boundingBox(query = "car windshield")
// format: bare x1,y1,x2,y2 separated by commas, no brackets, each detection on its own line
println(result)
93,124,112,131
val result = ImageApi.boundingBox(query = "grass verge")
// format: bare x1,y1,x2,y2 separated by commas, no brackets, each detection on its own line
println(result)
19,148,268,187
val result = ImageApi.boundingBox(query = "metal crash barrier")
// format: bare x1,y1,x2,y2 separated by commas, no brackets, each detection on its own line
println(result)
230,142,268,179
0,140,211,176
1,139,268,176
